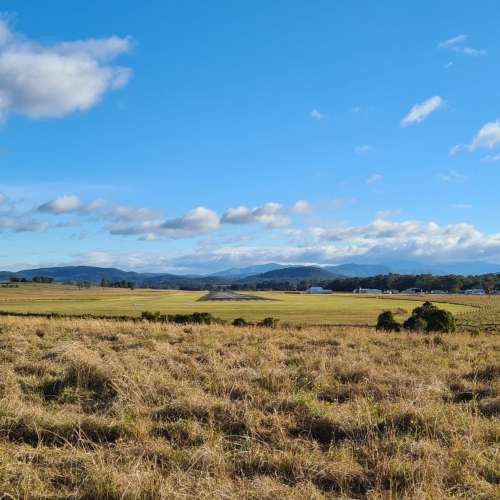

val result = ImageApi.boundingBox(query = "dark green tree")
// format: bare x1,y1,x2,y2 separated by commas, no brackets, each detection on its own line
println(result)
376,311,401,332
403,301,456,333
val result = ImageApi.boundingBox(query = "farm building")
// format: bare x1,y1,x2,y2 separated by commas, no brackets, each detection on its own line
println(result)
353,288,382,294
306,286,333,294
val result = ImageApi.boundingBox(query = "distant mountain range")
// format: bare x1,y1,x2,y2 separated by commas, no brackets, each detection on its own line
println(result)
1,260,500,286
209,263,288,278
236,266,341,283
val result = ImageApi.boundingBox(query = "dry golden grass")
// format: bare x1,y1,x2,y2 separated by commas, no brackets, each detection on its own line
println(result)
1,316,500,499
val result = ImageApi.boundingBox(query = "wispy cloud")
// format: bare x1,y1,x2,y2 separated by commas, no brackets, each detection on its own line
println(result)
449,144,462,155
451,204,472,209
437,34,467,49
373,209,402,221
0,19,133,123
481,154,500,163
437,34,486,57
401,96,444,127
468,120,500,151
462,47,487,57
310,109,326,119
444,61,453,68
0,192,8,205
366,174,382,184
435,171,467,183
355,145,371,154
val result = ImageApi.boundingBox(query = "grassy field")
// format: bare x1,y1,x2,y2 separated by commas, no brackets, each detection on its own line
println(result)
0,283,477,326
1,316,500,499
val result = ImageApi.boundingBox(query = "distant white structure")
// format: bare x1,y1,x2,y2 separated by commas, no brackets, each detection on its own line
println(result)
353,288,382,294
405,287,423,294
383,289,399,294
306,286,333,294
431,290,447,294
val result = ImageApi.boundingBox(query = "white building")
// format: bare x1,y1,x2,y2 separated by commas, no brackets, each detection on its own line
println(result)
306,287,333,294
353,288,382,294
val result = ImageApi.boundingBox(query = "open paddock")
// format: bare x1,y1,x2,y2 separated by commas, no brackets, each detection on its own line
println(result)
0,283,479,326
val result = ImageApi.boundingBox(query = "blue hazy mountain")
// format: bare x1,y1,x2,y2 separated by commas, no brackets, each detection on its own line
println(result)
210,263,288,278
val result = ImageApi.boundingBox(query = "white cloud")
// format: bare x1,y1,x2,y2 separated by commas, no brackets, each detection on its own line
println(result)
139,233,161,242
451,204,472,209
0,191,7,205
38,195,82,214
0,19,133,122
449,144,462,155
311,109,326,119
468,120,500,151
55,219,80,228
355,145,371,154
401,96,444,127
444,62,453,68
0,218,50,232
221,202,289,228
366,174,382,184
373,209,402,221
437,34,467,49
462,47,487,57
435,171,467,183
67,217,500,274
159,207,220,238
38,195,165,222
481,154,500,163
350,107,360,113
109,205,164,222
287,198,349,215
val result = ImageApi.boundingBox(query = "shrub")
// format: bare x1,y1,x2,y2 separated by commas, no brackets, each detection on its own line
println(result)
232,317,253,327
257,317,279,328
376,311,401,332
403,301,456,333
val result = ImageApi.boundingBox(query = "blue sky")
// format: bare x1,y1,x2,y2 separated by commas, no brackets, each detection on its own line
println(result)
1,1,500,273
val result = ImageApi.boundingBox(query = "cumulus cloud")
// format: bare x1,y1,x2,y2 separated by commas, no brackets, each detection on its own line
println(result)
311,109,326,119
401,96,444,127
159,207,220,238
69,216,500,275
468,120,500,151
0,218,50,232
0,19,133,123
355,145,371,154
38,195,165,222
311,219,500,264
221,203,290,228
0,191,7,205
366,174,382,184
38,195,82,214
435,171,467,183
